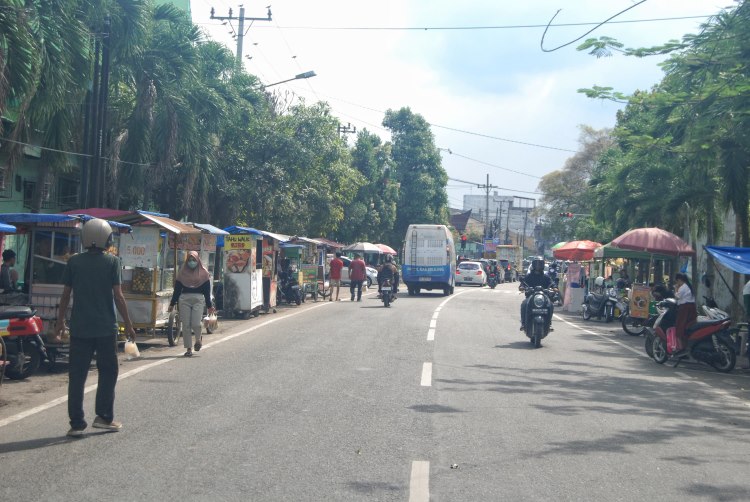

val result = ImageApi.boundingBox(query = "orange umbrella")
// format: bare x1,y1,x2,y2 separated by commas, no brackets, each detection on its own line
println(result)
552,240,602,261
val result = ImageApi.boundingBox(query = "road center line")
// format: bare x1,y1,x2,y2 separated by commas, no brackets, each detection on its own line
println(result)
0,302,332,430
409,460,430,502
427,328,435,341
429,319,437,329
420,362,432,386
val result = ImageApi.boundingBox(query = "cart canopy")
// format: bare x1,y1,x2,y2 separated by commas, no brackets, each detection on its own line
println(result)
0,222,16,233
0,212,130,231
193,223,229,235
705,246,750,274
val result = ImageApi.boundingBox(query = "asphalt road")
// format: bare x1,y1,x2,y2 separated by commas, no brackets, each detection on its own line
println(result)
1,282,749,501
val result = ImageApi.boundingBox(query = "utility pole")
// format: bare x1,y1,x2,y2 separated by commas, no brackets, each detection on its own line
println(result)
504,201,511,244
337,123,357,137
477,174,499,241
210,4,272,67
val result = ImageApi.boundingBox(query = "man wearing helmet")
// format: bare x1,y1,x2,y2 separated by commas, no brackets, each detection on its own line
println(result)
377,254,398,300
55,218,136,437
519,257,552,331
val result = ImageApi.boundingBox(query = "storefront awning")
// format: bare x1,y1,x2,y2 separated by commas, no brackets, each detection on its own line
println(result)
0,223,17,233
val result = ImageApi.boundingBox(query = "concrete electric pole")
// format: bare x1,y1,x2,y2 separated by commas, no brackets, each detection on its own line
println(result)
210,5,272,67
477,174,499,241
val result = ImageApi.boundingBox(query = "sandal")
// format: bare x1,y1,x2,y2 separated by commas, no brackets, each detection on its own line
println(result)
184,349,193,357
194,340,202,352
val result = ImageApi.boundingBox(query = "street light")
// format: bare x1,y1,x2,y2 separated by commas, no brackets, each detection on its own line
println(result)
263,71,317,88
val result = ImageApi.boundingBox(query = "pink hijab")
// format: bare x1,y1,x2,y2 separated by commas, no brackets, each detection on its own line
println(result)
176,251,211,288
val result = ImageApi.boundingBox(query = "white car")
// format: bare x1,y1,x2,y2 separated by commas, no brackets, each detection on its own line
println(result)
339,256,377,288
456,261,487,286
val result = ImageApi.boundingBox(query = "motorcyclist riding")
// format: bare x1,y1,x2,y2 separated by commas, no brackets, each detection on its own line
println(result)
519,257,552,331
378,255,398,300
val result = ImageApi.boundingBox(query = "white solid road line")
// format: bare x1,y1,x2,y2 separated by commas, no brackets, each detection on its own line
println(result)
421,362,433,387
427,328,435,341
409,460,430,502
556,315,750,405
0,302,332,430
429,319,437,329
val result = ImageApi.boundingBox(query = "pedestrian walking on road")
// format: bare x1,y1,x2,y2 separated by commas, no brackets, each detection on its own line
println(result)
329,252,344,301
169,251,215,357
55,218,136,438
349,253,366,302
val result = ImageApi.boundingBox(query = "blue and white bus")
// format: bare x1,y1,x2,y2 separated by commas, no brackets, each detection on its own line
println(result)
401,224,456,296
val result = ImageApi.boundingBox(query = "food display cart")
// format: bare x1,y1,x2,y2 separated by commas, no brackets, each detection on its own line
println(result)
0,213,130,364
287,237,323,301
224,227,290,314
112,211,202,344
221,227,265,319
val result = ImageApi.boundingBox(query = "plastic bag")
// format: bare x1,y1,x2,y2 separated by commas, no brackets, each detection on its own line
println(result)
124,340,140,360
203,312,218,332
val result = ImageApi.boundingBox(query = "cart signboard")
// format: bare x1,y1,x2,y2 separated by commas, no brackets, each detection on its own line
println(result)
301,264,317,284
629,284,651,319
225,235,252,273
120,226,159,268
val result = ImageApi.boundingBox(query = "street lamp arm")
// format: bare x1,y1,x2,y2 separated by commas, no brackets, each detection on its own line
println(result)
263,71,317,88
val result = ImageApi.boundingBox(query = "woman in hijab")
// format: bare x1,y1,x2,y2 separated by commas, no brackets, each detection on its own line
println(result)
169,251,215,357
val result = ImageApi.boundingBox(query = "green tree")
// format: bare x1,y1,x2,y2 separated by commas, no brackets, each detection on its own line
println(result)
382,107,448,243
337,129,399,244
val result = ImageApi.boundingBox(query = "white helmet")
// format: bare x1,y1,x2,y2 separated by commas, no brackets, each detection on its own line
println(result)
81,218,113,250
594,276,605,287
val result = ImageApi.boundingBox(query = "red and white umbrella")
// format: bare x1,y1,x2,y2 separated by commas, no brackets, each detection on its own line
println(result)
374,243,397,255
552,240,602,261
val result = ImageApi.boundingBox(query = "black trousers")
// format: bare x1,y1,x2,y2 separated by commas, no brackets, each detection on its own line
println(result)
350,280,364,300
68,336,119,429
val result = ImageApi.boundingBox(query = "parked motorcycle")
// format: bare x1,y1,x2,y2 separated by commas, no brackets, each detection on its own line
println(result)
647,298,736,372
582,287,619,323
521,284,554,348
0,306,46,380
278,271,302,306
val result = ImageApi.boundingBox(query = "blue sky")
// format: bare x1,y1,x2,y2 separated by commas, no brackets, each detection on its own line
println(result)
190,0,728,209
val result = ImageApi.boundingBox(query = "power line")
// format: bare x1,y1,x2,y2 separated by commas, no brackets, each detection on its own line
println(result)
441,150,542,179
194,14,712,31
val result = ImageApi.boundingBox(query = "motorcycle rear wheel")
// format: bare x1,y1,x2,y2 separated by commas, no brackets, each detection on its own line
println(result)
582,305,592,321
3,345,41,380
651,337,668,364
709,339,736,373
383,294,391,307
644,331,654,358
622,315,646,336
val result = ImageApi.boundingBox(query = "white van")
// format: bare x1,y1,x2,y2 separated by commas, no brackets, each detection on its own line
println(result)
401,224,456,296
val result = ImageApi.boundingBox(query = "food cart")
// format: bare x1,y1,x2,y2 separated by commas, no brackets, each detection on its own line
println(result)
221,227,265,318
0,213,130,364
112,211,202,345
223,227,290,314
287,237,323,301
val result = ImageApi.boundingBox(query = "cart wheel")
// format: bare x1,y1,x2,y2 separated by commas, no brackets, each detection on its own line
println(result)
167,311,181,347
242,311,252,320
